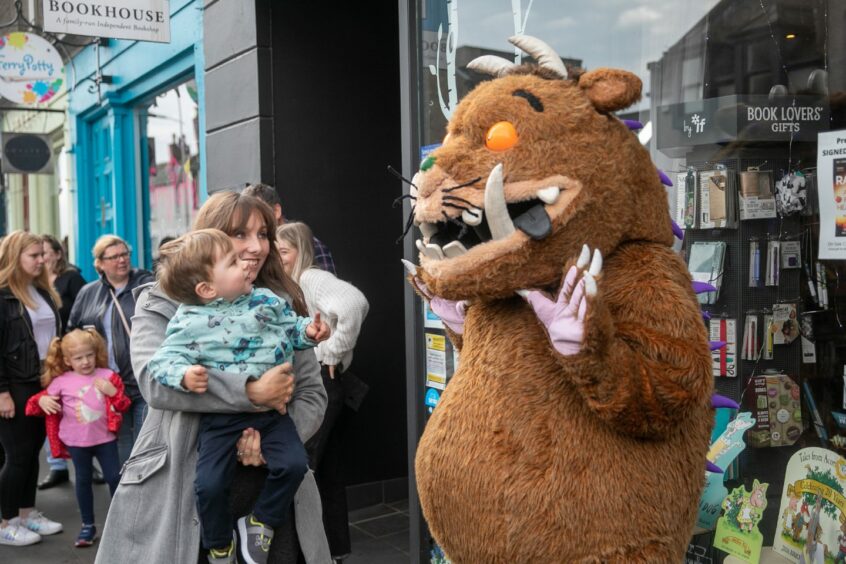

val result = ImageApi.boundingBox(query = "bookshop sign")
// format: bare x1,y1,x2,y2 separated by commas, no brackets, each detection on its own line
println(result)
657,95,829,157
43,0,170,43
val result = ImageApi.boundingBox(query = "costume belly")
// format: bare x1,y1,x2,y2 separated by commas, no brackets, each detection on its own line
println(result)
415,301,711,563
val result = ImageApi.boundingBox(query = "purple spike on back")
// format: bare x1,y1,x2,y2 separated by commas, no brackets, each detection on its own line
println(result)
710,340,726,351
702,310,712,322
623,119,643,130
711,394,739,410
706,461,724,474
671,220,684,240
692,281,717,294
658,169,673,187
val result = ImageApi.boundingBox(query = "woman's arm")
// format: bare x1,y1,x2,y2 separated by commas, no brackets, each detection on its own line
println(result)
286,347,327,443
131,286,258,413
301,269,369,366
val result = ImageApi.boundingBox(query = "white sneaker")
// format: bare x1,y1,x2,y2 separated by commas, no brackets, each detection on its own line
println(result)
0,523,42,546
12,511,63,536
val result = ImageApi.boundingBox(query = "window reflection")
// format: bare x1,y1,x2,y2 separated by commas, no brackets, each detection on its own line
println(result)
145,80,200,252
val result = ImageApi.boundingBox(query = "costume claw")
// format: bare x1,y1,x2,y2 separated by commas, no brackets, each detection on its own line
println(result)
588,249,602,277
584,273,597,297
671,220,684,240
711,394,739,410
657,169,673,187
576,244,591,269
623,119,643,130
692,281,717,294
706,461,724,474
401,259,418,276
710,340,726,351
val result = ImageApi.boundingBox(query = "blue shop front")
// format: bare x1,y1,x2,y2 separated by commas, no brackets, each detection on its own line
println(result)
67,0,206,280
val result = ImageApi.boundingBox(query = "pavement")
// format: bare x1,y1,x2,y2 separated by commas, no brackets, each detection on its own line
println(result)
1,447,412,563
0,449,110,564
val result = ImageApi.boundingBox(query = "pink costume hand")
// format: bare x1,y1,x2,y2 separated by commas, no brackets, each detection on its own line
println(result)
403,260,467,334
524,245,602,356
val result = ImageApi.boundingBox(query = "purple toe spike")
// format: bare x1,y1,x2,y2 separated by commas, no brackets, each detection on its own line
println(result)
623,119,643,131
711,393,739,410
658,169,673,187
702,310,712,321
692,281,717,294
710,340,726,351
706,461,724,474
671,220,684,240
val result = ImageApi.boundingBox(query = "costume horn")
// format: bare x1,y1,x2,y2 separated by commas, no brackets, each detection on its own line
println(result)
508,35,568,79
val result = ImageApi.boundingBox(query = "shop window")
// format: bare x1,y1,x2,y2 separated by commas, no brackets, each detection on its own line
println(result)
144,79,200,257
413,0,846,561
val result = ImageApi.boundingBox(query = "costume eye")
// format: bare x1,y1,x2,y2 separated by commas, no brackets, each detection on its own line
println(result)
485,121,518,151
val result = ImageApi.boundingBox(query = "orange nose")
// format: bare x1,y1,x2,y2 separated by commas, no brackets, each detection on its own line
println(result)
485,121,518,151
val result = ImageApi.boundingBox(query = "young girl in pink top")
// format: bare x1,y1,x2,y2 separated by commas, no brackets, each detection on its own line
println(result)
29,329,129,547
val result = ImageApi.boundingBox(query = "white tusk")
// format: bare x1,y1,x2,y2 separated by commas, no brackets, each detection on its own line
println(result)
588,249,603,276
467,55,517,77
461,208,483,226
401,259,418,276
442,241,468,258
508,35,568,79
515,289,530,298
420,222,438,238
537,187,560,205
483,164,516,240
576,244,590,269
416,239,426,254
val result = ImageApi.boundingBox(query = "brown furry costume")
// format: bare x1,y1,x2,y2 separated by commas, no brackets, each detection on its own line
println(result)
407,37,714,563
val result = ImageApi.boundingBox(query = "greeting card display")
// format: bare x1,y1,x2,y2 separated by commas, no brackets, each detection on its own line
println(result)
771,303,800,345
714,480,769,563
773,448,846,564
697,413,756,531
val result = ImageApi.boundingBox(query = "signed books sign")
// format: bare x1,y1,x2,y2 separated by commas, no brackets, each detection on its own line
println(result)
43,0,170,43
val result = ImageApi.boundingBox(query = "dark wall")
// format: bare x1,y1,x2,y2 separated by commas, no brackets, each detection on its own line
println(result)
269,1,406,485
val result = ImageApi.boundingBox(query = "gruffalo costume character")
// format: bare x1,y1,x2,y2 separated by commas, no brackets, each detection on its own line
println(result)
403,35,717,563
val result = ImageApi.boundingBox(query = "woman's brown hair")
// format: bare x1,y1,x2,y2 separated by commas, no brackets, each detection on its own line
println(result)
0,230,61,309
193,191,307,315
42,234,71,275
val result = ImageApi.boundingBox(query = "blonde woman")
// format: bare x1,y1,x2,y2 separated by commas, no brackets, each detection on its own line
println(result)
0,231,63,546
277,221,369,562
67,235,153,464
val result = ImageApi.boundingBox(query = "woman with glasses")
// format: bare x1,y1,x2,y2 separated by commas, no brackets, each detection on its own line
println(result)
66,236,153,464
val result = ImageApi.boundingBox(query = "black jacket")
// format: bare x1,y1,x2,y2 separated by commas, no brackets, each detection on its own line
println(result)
54,267,86,332
0,286,61,393
68,269,154,400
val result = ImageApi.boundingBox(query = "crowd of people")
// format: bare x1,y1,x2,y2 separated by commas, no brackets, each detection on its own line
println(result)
0,185,369,564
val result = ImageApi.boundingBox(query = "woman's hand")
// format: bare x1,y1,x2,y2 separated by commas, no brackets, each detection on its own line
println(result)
0,392,14,418
236,428,266,466
245,363,295,413
94,378,118,397
38,394,61,415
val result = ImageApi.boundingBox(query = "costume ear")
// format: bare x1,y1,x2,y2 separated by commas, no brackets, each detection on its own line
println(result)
578,68,642,113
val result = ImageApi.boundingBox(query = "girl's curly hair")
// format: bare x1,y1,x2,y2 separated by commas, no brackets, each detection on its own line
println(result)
41,329,110,388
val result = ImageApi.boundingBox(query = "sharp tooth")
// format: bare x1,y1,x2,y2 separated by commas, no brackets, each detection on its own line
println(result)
483,164,516,240
537,186,560,205
420,222,438,238
442,241,468,258
461,208,483,226
416,239,443,260
425,244,445,259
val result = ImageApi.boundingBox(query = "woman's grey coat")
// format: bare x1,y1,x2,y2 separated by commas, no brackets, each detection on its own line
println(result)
94,283,330,563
